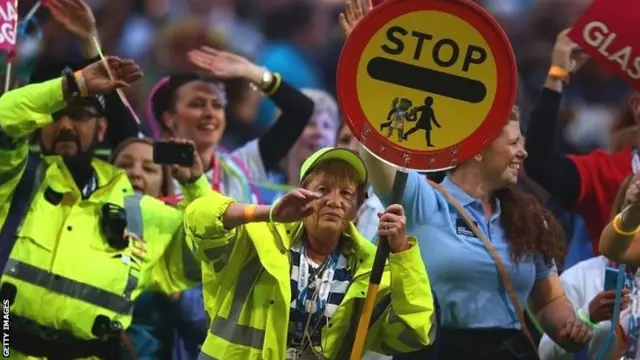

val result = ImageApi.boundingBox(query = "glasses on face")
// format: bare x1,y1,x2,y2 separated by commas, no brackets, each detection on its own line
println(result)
52,106,101,122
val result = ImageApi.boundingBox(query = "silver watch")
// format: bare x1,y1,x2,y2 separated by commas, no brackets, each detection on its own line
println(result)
261,68,274,90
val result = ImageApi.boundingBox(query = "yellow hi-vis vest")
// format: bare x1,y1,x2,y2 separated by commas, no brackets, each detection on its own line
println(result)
0,79,209,359
185,191,437,360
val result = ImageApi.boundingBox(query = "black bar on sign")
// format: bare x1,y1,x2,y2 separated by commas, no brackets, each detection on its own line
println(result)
366,57,487,104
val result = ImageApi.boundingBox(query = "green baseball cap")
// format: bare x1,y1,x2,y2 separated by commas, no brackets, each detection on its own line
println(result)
300,147,368,184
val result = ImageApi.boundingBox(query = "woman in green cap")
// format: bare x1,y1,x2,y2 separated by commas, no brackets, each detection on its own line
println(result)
184,147,437,359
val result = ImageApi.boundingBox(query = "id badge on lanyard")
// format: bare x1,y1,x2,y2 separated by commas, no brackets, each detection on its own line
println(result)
632,147,640,174
297,251,336,316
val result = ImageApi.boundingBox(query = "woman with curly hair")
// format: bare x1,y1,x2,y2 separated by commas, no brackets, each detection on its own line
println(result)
337,1,591,358
359,104,590,359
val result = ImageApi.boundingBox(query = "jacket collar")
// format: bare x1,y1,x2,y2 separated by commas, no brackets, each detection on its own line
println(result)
41,155,133,201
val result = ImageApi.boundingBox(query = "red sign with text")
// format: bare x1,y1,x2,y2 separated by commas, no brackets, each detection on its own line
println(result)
568,0,640,89
0,0,17,58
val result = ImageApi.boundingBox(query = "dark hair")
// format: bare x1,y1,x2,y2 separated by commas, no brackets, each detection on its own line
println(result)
147,73,227,139
111,137,174,198
148,73,201,133
496,187,566,266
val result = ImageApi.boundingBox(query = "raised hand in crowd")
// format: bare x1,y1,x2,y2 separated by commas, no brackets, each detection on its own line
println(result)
44,0,98,57
377,204,411,253
339,0,372,37
270,189,322,223
588,289,631,323
168,139,205,184
187,47,267,86
546,28,590,92
79,56,143,93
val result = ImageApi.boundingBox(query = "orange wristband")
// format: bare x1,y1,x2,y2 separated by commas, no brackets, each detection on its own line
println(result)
548,65,570,83
244,205,257,223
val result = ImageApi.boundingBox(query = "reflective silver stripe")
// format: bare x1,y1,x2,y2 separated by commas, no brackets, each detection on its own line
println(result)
379,304,434,353
197,353,219,360
203,237,235,261
209,257,265,349
179,229,201,282
0,155,27,186
211,245,233,273
11,314,79,342
4,259,133,314
124,193,144,240
212,257,228,273
123,267,139,300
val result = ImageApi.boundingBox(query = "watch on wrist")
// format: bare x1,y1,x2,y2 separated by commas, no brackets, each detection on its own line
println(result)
261,68,274,91
61,67,81,99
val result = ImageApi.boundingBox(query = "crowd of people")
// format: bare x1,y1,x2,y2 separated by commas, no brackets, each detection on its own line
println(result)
1,0,640,359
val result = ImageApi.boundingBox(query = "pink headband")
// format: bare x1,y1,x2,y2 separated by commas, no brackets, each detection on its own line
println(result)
146,76,170,140
145,76,228,140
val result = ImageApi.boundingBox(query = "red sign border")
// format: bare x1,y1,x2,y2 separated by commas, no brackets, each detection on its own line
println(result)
337,0,518,171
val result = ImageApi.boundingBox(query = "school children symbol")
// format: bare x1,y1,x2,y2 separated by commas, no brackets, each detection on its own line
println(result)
381,96,441,147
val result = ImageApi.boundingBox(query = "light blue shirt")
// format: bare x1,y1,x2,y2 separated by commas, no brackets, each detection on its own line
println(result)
381,172,556,329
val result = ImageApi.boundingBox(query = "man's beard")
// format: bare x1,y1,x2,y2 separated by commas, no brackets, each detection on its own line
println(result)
40,130,98,169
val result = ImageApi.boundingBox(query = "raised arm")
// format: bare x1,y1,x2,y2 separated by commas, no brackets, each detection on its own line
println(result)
45,0,142,148
255,79,314,171
187,46,314,175
184,187,318,277
0,79,68,191
523,29,589,208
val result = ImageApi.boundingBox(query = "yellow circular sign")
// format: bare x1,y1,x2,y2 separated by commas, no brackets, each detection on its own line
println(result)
356,11,497,151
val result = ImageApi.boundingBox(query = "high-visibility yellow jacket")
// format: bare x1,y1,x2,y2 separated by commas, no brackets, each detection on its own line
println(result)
185,191,437,360
0,79,209,358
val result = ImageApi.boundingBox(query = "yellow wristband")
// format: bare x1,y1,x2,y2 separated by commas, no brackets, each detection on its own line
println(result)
613,213,640,236
548,65,570,83
244,205,257,223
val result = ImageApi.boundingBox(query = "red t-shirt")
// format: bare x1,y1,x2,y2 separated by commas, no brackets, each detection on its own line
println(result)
568,147,633,255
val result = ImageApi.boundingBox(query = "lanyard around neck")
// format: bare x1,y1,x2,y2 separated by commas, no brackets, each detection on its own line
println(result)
211,155,221,192
296,246,337,317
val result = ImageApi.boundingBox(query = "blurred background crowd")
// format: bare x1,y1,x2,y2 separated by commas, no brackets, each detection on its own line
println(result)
8,0,631,155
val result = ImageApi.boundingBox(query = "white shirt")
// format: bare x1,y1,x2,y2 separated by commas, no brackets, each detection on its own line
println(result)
356,187,385,242
538,256,635,360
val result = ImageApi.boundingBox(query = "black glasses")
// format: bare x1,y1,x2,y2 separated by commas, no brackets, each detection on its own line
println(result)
52,106,101,122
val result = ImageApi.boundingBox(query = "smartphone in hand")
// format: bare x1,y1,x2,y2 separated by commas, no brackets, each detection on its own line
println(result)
604,267,620,291
153,141,194,167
